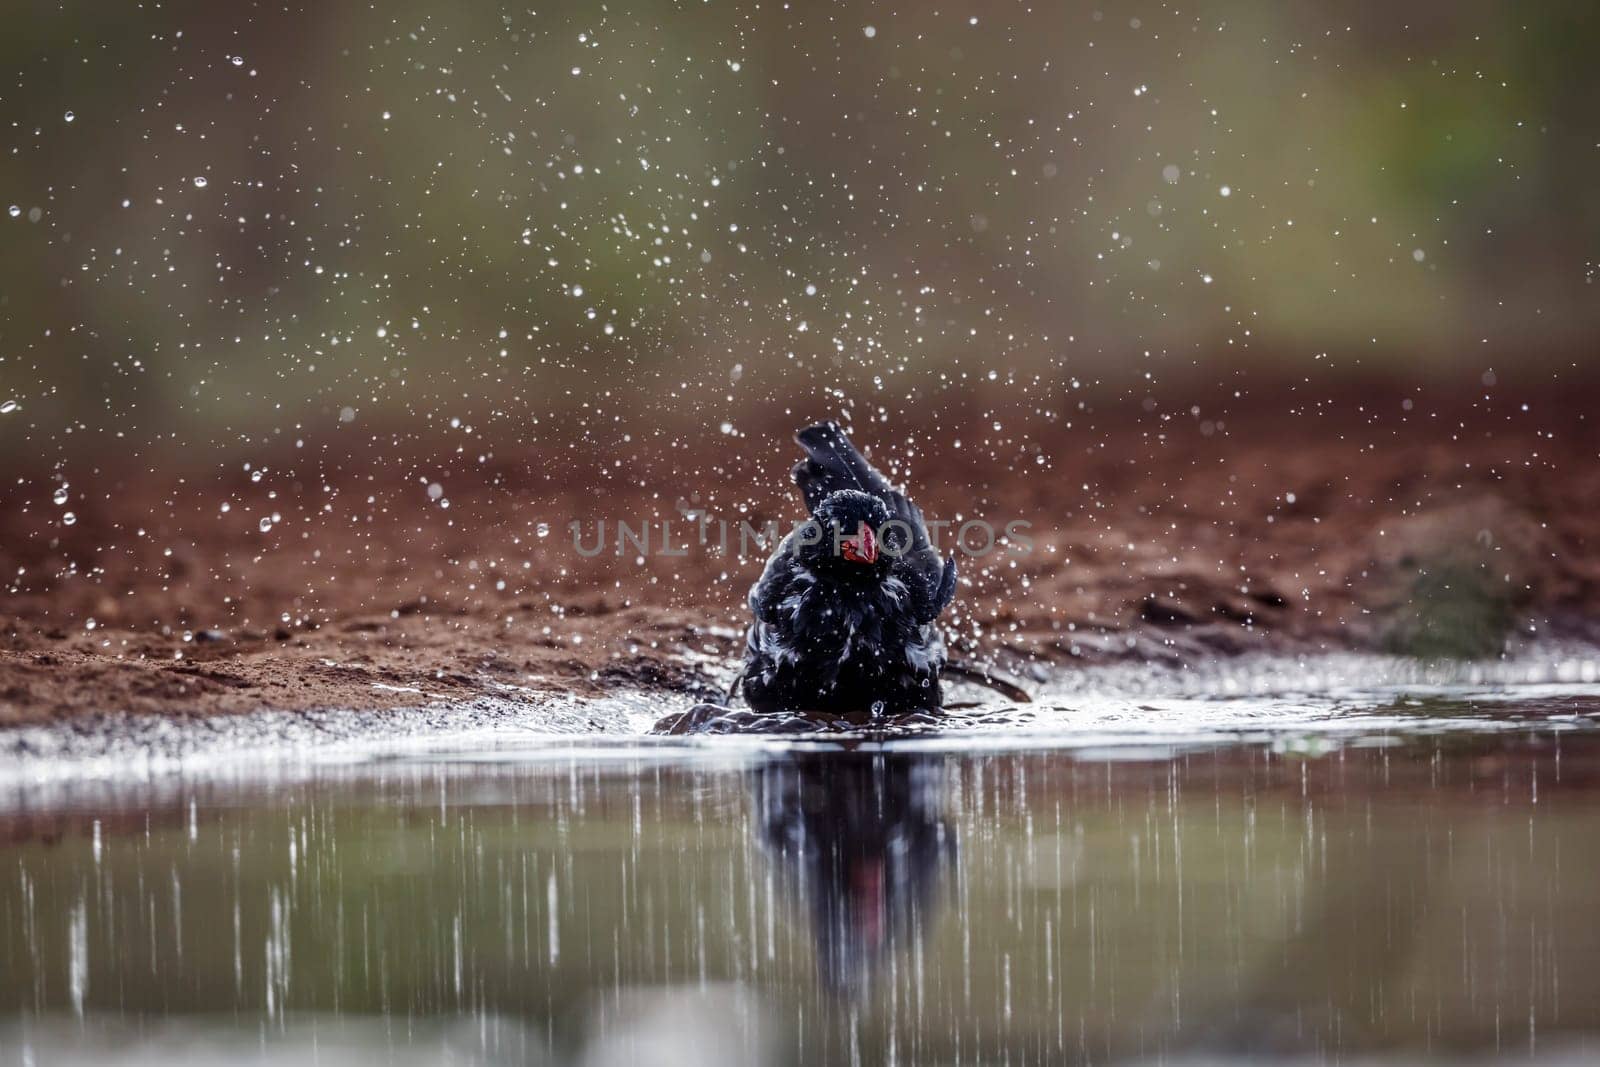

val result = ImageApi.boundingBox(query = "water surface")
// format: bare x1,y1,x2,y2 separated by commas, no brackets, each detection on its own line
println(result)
5,676,1600,1064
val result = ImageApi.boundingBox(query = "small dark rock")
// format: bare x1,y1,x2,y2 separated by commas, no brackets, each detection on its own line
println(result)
1140,596,1201,627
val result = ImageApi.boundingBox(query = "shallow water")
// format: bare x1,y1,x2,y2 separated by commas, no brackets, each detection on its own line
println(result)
5,673,1600,1064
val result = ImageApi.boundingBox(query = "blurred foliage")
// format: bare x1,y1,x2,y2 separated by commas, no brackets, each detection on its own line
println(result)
1,0,1598,457
1381,561,1516,660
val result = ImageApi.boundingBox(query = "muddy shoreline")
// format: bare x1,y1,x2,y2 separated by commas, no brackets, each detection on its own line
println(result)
3,382,1597,727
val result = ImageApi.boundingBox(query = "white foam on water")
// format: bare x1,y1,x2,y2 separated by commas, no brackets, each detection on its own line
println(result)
2,649,1598,800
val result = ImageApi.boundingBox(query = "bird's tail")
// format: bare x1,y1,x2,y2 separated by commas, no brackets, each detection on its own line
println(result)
941,659,1033,703
792,421,895,512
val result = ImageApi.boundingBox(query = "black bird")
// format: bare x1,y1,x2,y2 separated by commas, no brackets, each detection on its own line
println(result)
739,422,959,716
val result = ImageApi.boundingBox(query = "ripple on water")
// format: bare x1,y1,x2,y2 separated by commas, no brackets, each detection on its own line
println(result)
3,651,1600,792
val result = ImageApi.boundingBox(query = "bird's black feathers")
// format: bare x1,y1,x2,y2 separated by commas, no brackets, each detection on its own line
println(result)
793,422,896,506
741,422,959,715
932,556,958,620
795,422,951,619
793,422,928,549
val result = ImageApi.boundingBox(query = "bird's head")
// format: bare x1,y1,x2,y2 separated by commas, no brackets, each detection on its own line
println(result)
804,490,892,572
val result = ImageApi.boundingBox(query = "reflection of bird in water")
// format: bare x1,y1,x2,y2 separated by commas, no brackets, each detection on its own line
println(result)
752,751,954,994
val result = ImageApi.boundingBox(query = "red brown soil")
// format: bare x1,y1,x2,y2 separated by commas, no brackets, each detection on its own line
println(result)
3,380,1597,726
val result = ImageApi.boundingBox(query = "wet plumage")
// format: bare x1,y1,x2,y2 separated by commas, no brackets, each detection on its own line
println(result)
741,422,957,715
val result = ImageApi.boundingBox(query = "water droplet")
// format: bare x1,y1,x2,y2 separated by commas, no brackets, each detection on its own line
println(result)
63,111,75,123
863,25,877,37
53,487,69,506
231,55,245,67
193,176,208,188
6,206,18,218
1219,185,1232,197
0,400,16,413
62,512,77,526
259,517,273,533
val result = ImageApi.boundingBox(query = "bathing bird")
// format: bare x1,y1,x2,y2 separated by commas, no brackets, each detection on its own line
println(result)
738,421,959,715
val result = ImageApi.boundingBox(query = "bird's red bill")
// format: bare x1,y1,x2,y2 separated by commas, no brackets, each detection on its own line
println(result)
842,522,878,564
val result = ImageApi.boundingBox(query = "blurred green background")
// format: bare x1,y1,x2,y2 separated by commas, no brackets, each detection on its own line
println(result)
1,0,1596,457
